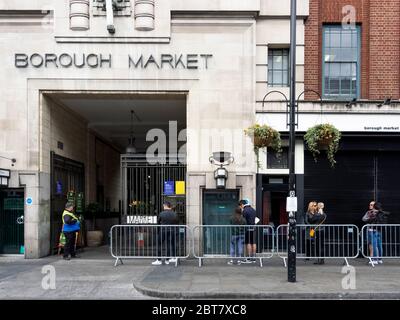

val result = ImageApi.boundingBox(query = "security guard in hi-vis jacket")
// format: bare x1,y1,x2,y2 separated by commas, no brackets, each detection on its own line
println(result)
62,202,81,260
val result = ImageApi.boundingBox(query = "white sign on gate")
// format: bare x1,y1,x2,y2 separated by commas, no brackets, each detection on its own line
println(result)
126,215,157,224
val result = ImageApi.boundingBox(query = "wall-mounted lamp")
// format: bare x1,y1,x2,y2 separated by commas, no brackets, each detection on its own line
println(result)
209,152,234,189
214,167,228,189
0,155,16,167
345,98,357,108
377,97,393,108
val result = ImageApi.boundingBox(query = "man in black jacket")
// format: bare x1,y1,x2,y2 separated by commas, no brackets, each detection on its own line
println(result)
152,201,179,265
239,199,258,263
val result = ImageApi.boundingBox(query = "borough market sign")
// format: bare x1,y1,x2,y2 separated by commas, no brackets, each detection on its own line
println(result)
14,53,213,69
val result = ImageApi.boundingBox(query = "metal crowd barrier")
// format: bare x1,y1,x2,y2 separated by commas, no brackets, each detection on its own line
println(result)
192,225,275,267
110,225,191,267
276,224,359,267
361,224,400,267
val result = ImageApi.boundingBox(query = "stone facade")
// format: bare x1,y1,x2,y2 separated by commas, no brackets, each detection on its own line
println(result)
0,0,309,258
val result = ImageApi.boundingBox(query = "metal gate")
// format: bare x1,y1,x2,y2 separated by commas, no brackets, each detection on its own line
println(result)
0,189,24,254
121,154,186,224
50,152,85,253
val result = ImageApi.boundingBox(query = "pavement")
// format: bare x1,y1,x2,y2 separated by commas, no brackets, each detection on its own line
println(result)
0,246,151,300
1,247,400,300
133,257,400,299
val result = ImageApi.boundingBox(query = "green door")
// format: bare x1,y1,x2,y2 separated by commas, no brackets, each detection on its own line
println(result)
0,189,24,254
202,189,239,255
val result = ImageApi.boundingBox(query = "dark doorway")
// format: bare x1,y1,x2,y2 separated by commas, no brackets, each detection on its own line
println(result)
202,189,239,254
271,192,288,227
258,175,289,226
262,191,288,227
0,188,24,254
50,152,85,254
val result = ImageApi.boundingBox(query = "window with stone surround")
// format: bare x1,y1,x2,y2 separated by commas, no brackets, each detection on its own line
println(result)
323,25,360,99
267,147,289,169
268,49,290,87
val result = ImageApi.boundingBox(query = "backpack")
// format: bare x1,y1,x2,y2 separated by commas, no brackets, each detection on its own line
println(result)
376,211,389,224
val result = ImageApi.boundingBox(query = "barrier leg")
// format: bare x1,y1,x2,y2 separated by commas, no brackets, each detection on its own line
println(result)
344,258,350,267
259,258,263,268
368,257,375,268
175,258,179,267
198,258,202,267
282,257,287,268
114,257,123,267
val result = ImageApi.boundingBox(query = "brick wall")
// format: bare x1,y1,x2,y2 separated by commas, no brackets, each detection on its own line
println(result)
369,0,400,99
305,0,400,100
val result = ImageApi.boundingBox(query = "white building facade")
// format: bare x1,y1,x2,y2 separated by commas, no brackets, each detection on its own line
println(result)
0,0,309,258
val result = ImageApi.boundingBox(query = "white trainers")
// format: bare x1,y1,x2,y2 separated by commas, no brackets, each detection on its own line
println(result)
169,258,177,263
227,260,234,265
165,259,170,265
151,259,162,266
378,260,383,264
368,260,378,265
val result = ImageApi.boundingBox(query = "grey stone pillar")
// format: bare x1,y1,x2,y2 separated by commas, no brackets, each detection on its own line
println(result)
70,0,90,30
19,171,51,259
134,0,155,31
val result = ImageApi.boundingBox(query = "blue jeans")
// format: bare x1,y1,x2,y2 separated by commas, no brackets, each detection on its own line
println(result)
230,235,244,258
368,230,382,259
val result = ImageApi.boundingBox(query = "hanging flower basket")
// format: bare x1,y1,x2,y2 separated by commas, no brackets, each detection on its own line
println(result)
254,136,273,149
245,124,282,151
245,124,282,168
304,123,341,167
317,136,334,147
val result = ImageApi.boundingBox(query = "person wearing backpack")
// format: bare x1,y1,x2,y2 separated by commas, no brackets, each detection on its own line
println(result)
362,201,378,265
227,208,247,265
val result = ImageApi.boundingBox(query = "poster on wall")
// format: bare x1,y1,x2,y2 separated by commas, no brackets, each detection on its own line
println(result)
175,181,185,195
163,181,174,195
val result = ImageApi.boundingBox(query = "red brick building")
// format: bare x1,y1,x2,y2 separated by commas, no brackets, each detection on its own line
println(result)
258,1,400,225
305,0,400,100
301,0,400,224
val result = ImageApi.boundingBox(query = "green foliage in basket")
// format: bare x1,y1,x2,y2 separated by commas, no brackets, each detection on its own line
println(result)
304,123,341,167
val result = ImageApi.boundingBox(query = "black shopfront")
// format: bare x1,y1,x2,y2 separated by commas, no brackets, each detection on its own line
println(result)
257,134,400,227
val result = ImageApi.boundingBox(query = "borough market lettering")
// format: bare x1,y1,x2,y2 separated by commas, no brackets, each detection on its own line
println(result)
14,53,213,69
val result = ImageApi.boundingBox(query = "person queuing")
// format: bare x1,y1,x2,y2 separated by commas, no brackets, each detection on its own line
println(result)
227,207,247,265
306,201,326,265
239,199,258,263
362,201,378,265
152,201,179,266
363,202,390,265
